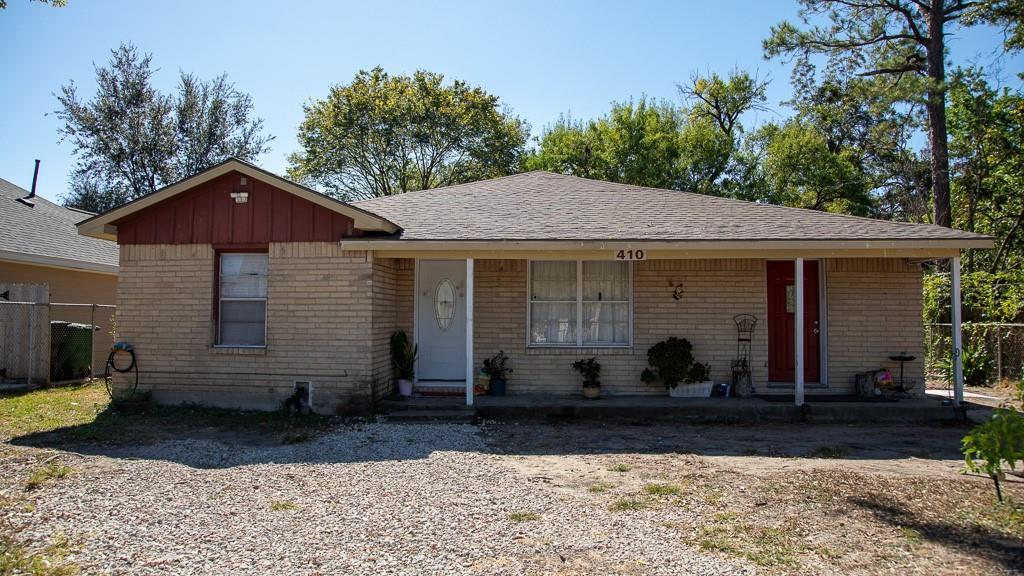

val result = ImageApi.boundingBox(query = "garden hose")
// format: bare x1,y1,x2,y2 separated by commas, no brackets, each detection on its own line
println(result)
104,342,138,398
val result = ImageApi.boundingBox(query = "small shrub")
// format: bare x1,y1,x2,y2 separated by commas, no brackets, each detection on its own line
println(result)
588,482,613,493
644,482,682,496
610,498,647,511
610,463,633,473
571,357,601,385
482,351,512,381
507,511,540,522
963,408,1024,501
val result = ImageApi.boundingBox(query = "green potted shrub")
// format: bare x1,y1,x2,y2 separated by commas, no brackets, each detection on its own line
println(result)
641,337,714,398
390,330,417,397
482,351,512,396
572,357,602,399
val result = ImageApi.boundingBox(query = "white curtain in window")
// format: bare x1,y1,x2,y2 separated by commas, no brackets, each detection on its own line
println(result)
583,261,629,345
530,261,577,344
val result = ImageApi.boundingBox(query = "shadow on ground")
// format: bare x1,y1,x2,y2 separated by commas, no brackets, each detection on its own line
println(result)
7,400,975,469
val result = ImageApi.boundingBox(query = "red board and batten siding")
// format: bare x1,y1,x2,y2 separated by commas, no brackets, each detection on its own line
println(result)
115,171,359,245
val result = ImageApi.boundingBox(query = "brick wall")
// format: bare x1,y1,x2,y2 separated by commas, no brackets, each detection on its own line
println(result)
116,243,381,413
472,258,768,395
825,258,925,393
471,257,923,396
115,248,925,409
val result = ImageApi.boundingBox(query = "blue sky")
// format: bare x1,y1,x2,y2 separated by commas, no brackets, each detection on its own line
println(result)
1,0,1019,203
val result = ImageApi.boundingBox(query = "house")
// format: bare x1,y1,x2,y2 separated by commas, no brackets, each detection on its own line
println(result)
76,158,991,412
1,177,119,377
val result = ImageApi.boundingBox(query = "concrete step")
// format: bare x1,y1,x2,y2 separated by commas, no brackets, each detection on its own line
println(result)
380,398,472,412
384,409,476,423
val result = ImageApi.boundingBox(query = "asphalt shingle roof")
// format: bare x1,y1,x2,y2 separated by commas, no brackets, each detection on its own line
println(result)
354,171,988,243
0,178,119,269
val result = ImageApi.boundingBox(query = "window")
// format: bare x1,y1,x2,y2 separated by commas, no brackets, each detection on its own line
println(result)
529,260,631,346
218,253,268,346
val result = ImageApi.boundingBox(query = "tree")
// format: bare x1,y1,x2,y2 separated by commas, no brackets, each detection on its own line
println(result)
56,44,271,213
947,69,1024,273
529,70,770,195
0,0,67,9
288,68,528,201
764,0,985,228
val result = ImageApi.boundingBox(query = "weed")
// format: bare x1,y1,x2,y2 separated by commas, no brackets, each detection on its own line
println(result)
900,526,922,544
610,463,633,473
588,482,613,494
270,500,297,511
26,463,73,490
643,482,682,496
610,498,647,511
507,511,540,522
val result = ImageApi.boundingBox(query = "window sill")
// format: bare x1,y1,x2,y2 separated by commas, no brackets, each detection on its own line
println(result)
210,346,268,356
525,346,634,356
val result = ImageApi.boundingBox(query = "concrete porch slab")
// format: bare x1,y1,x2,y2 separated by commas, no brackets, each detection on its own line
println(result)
471,394,975,424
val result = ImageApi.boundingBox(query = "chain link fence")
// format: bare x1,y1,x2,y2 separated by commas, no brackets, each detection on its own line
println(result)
925,322,1024,387
0,301,116,387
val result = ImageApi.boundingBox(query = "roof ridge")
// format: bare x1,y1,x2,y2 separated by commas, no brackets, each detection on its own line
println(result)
354,171,552,205
537,171,961,232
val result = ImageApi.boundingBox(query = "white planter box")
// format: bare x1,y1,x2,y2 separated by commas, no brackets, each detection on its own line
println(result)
668,380,714,398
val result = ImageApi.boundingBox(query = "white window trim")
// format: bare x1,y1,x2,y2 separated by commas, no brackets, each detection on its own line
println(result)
217,253,269,348
526,260,633,348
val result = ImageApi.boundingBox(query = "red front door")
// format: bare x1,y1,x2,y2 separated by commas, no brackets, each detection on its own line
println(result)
767,261,821,383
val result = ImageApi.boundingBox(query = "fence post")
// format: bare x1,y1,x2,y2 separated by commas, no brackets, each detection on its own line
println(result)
27,307,33,386
996,326,1002,384
90,304,96,379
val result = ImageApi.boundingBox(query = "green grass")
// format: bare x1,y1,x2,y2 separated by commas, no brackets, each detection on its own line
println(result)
0,382,334,446
26,463,73,490
610,463,633,473
270,500,298,512
0,525,78,576
588,482,613,494
900,526,922,544
0,383,108,441
610,497,647,511
507,511,541,522
643,482,682,496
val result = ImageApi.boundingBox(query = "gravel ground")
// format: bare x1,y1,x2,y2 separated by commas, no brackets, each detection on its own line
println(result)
2,422,752,575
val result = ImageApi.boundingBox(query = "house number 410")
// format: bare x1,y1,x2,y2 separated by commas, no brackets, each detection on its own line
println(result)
615,249,646,261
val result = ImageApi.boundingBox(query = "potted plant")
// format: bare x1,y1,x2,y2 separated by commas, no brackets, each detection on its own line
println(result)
390,330,417,397
482,351,512,396
641,337,714,398
572,357,602,399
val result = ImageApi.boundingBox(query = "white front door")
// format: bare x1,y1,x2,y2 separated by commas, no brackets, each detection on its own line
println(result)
417,260,467,381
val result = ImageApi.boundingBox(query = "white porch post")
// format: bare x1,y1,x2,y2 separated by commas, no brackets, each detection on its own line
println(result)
951,255,964,407
795,257,805,406
466,258,475,406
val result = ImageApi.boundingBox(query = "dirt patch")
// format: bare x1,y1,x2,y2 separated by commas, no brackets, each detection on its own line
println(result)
484,421,1024,575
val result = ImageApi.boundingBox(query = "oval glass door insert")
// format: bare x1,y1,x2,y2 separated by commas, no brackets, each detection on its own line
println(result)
434,279,456,331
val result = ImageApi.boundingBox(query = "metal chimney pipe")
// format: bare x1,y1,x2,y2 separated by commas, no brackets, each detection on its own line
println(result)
28,159,40,198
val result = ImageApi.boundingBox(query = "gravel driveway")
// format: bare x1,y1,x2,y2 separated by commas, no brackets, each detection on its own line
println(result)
4,422,751,575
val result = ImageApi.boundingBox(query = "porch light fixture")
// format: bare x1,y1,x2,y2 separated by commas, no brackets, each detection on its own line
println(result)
230,191,249,204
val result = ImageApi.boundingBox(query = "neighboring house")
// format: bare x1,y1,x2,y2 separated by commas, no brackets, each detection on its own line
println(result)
77,158,991,412
1,177,119,376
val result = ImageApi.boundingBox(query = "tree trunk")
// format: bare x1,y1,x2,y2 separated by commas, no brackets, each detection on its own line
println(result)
927,0,952,228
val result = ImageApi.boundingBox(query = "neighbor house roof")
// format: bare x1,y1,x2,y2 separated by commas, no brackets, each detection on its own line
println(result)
351,171,993,252
0,178,119,274
77,157,399,241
